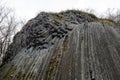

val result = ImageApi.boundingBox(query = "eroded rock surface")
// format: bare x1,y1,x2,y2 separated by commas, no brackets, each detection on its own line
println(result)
0,10,120,80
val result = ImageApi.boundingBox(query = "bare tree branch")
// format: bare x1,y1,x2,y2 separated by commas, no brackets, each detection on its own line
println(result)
0,1,25,65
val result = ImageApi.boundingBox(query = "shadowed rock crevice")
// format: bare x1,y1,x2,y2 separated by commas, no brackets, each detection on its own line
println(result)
0,10,120,80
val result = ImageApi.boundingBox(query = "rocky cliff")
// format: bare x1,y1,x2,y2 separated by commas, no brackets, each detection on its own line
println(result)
0,10,120,80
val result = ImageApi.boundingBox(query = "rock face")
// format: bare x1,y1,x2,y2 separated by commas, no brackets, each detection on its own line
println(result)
0,10,120,80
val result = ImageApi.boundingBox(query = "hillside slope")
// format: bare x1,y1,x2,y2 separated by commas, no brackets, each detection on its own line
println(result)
0,10,120,80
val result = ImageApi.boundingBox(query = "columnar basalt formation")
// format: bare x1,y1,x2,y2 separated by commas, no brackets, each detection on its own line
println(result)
0,10,120,80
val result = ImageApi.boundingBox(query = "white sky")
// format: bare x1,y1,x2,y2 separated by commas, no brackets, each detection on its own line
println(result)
3,0,120,21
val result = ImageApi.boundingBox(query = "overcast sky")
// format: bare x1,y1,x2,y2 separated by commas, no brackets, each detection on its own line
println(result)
4,0,120,20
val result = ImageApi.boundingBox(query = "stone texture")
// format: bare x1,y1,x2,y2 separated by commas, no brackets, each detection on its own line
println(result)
0,10,120,80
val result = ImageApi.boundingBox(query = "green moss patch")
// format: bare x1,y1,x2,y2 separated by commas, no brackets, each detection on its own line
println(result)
14,71,26,80
3,66,17,80
45,49,61,80
50,13,65,23
63,36,69,52
60,9,97,19
98,18,116,26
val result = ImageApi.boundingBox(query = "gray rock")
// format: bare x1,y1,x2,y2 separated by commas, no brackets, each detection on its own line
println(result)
0,10,120,80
